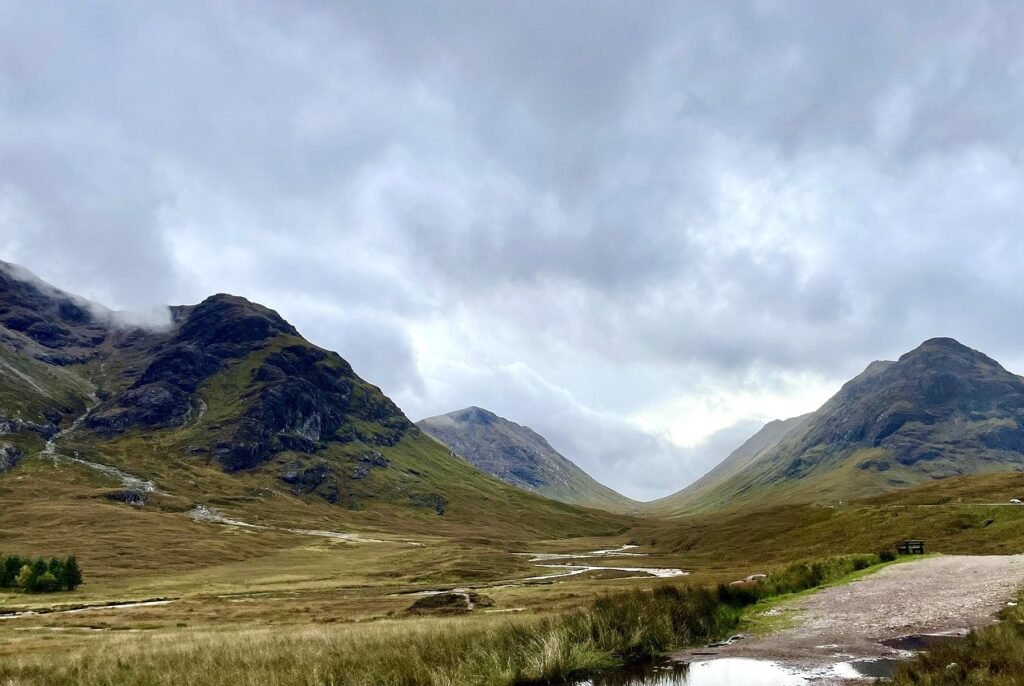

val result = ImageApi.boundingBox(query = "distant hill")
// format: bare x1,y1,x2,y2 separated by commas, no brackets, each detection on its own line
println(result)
417,406,637,512
655,338,1024,513
0,260,625,542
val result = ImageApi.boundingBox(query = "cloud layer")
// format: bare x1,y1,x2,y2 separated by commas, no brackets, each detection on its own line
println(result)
3,2,1024,499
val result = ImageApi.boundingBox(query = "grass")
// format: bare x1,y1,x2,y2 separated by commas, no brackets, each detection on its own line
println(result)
633,471,1024,581
0,554,884,686
892,590,1024,685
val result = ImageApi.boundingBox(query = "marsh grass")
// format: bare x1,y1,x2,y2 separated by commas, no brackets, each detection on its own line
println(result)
0,555,881,686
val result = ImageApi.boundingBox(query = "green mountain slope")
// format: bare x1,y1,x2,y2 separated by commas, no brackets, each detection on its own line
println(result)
659,338,1024,512
0,261,627,544
649,414,810,515
417,406,637,512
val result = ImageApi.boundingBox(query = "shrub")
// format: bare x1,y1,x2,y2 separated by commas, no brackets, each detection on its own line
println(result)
32,571,60,593
879,549,897,562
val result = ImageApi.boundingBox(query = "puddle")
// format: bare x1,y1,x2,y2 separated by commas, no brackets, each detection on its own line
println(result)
574,659,812,685
880,633,963,652
838,658,902,679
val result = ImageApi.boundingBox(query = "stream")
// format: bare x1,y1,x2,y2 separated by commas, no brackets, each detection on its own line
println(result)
41,396,158,493
514,545,687,581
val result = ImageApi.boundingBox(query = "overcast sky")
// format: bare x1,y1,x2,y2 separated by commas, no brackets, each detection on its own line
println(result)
3,2,1024,500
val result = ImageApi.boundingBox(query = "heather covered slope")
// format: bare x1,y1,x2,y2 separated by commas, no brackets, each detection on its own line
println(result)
657,338,1024,512
0,261,627,544
418,406,637,512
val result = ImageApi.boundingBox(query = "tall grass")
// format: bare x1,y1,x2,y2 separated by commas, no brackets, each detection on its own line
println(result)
0,555,882,686
891,591,1024,686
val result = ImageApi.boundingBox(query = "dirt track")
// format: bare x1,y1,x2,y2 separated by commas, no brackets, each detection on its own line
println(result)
676,555,1024,677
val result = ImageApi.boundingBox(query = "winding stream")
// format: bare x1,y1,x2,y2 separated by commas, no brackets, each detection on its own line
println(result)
514,545,687,581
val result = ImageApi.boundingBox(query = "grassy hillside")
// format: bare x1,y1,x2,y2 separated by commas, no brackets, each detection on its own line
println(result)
649,414,809,515
635,471,1024,581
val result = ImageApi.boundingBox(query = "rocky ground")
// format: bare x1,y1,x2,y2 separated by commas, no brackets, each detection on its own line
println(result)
675,555,1024,683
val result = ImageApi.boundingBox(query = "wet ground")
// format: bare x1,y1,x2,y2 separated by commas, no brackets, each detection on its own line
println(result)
673,555,1024,680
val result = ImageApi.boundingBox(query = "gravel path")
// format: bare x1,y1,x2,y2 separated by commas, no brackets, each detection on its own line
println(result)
676,555,1024,678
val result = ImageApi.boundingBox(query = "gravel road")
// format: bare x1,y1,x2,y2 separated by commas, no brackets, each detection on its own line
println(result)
675,555,1024,679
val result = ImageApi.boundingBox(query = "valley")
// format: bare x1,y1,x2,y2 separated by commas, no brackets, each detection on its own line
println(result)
4,261,1024,685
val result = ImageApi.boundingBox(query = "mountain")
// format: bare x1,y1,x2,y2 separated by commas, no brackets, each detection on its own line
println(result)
656,338,1024,513
0,260,625,545
417,406,636,512
650,414,811,513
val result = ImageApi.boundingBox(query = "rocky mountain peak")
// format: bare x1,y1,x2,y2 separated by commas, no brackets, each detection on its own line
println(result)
0,261,110,362
173,294,299,347
418,406,634,510
453,406,499,426
666,337,1024,510
896,336,1004,371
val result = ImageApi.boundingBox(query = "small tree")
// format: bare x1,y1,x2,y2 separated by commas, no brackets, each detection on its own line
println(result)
3,555,23,585
16,564,34,590
48,557,63,576
60,556,82,591
0,556,14,587
33,571,60,593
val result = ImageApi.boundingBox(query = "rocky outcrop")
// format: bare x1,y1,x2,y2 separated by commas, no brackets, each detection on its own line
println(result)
0,261,109,362
0,418,59,439
216,345,411,471
0,443,24,472
88,295,299,433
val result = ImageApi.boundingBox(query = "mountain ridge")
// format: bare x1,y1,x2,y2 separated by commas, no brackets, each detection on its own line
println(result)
655,337,1024,513
0,260,626,539
417,406,637,512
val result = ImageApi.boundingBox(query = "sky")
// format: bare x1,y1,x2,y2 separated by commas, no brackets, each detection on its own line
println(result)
3,2,1024,500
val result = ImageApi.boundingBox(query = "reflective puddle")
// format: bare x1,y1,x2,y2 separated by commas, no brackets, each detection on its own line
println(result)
880,633,963,652
571,631,970,684
574,659,816,685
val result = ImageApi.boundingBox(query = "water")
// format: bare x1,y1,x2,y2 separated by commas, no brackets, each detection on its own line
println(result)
880,633,963,652
573,653,932,685
514,545,688,581
574,659,816,686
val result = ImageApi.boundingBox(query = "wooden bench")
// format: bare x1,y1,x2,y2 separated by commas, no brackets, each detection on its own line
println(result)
896,540,925,555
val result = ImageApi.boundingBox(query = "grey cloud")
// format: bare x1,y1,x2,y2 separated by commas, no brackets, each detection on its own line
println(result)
3,2,1024,498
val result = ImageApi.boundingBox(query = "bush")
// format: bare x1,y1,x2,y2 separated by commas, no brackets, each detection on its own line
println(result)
879,549,897,562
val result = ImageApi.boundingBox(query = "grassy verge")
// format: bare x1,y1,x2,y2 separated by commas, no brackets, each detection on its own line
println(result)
0,554,884,686
892,589,1024,685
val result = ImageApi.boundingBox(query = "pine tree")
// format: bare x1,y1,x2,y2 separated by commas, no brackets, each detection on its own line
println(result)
61,556,82,591
0,556,13,587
